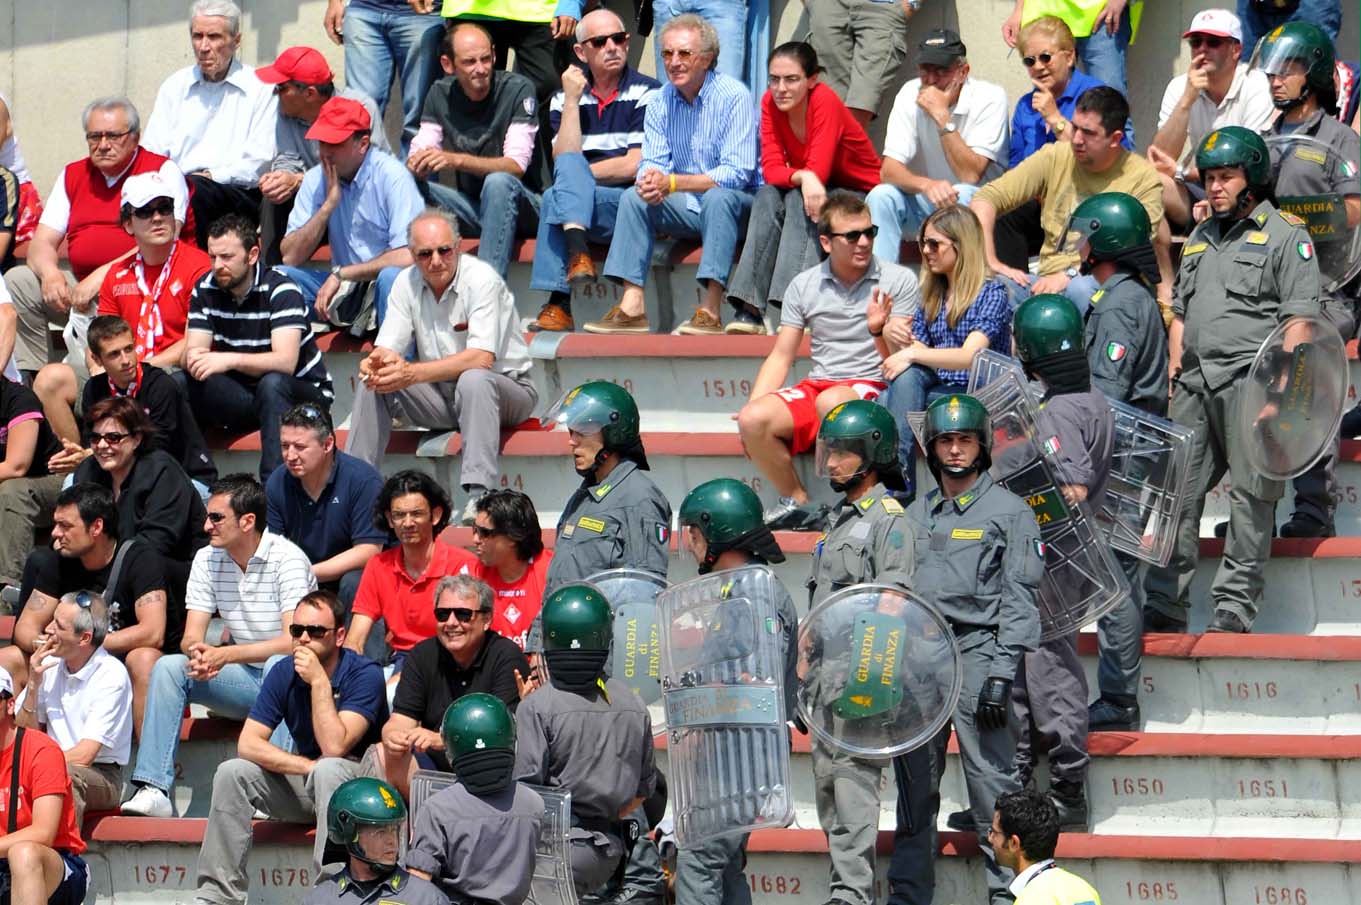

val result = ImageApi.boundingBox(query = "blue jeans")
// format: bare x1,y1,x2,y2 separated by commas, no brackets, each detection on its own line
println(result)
602,188,753,288
1237,0,1341,55
652,0,748,81
278,264,404,329
132,656,267,794
995,271,1101,315
342,5,446,154
866,183,979,262
182,370,330,481
424,173,541,278
530,152,625,294
1075,6,1130,96
879,365,955,495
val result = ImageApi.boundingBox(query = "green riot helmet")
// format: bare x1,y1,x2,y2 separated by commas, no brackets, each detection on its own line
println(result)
440,693,517,796
1253,22,1337,113
544,381,648,477
541,583,613,692
1062,192,1153,271
814,400,906,494
678,478,785,574
1012,294,1091,393
326,778,407,873
922,394,993,480
1196,127,1272,217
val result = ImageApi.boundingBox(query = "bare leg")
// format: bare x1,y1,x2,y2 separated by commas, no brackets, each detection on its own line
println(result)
0,646,27,694
7,841,65,905
698,281,725,320
737,394,806,502
618,283,646,318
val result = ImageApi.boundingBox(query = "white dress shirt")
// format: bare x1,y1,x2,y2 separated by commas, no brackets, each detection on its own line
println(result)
24,647,133,766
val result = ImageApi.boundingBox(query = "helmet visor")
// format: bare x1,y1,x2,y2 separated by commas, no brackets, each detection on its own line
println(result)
1059,214,1099,257
680,523,707,567
543,387,610,436
1249,37,1313,78
351,821,404,869
814,436,871,482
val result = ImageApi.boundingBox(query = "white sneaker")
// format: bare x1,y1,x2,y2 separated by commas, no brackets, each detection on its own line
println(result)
121,785,174,818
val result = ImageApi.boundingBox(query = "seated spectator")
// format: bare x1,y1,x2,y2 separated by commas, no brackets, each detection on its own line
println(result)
10,484,178,737
409,23,542,280
346,211,536,523
122,474,313,818
1237,0,1340,58
866,30,1008,265
527,10,661,333
470,490,552,649
438,1,577,107
806,0,911,127
737,192,918,530
346,470,477,673
0,374,64,595
877,205,1011,496
267,404,387,608
141,1,277,247
1149,10,1274,231
585,14,758,335
0,91,41,246
193,590,385,900
278,97,424,331
38,315,217,493
16,591,132,826
72,396,209,596
96,173,213,370
4,97,194,379
377,575,529,797
651,1,749,81
972,87,1170,310
0,666,89,905
1000,0,1140,100
184,214,334,481
725,42,880,333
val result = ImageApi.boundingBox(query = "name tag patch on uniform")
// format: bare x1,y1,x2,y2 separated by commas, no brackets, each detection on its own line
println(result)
577,517,607,533
1298,241,1314,260
1293,147,1328,165
1245,231,1270,245
1106,342,1127,362
562,523,576,538
1183,242,1208,255
951,528,984,540
881,497,904,514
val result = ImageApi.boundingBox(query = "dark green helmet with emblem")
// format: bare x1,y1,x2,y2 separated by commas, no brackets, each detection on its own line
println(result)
1012,294,1086,364
678,478,785,573
1063,192,1152,260
815,400,906,492
1254,22,1336,103
1195,126,1271,188
923,394,993,479
546,381,649,471
441,692,516,758
327,778,406,871
542,583,613,652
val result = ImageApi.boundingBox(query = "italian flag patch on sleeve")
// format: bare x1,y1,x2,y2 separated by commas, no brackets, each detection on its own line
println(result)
1106,342,1127,362
1298,241,1314,260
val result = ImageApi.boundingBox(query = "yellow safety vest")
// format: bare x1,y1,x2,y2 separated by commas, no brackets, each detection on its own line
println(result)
1021,0,1143,43
441,0,556,23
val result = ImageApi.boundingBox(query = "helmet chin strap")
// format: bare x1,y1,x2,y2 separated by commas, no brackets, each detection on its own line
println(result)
576,448,610,481
1213,185,1258,221
1272,87,1309,112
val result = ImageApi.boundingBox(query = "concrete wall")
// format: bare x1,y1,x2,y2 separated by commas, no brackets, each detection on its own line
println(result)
0,0,1355,193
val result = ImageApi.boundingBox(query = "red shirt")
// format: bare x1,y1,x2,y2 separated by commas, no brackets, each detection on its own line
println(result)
473,552,553,649
760,82,881,192
97,242,211,360
353,541,478,651
0,729,85,854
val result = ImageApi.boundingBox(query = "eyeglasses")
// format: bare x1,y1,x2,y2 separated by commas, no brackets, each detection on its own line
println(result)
585,31,628,49
827,225,879,243
289,624,334,639
89,430,132,446
1188,35,1226,49
206,511,232,524
1022,51,1057,68
921,237,954,253
414,245,456,260
132,199,175,220
434,606,487,624
86,129,133,145
661,48,697,61
471,524,501,539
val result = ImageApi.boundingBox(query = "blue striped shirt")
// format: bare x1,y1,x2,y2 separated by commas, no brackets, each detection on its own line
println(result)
549,67,660,164
911,278,1012,385
641,70,758,209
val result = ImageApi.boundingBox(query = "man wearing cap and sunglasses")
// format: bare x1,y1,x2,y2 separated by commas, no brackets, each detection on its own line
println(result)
193,590,386,905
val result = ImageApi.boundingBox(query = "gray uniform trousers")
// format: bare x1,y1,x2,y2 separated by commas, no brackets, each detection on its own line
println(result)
345,371,536,490
812,735,887,905
1098,552,1146,701
1145,376,1283,628
674,834,750,905
194,757,366,905
1010,633,1089,786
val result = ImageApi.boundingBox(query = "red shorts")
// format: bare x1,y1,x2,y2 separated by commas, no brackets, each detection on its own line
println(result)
772,377,887,454
15,181,41,244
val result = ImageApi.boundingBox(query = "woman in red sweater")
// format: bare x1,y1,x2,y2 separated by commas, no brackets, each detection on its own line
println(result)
724,42,882,334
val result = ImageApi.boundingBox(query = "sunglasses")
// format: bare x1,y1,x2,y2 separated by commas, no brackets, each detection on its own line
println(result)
415,245,455,260
1188,35,1226,49
434,606,487,624
89,430,131,446
206,511,232,524
289,623,334,639
921,237,954,253
661,48,697,61
471,524,502,538
827,225,879,243
85,129,133,145
1022,51,1057,68
73,591,95,609
586,31,628,49
133,199,175,220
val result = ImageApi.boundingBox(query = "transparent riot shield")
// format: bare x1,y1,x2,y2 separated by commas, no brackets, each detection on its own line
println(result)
589,568,667,736
1239,314,1348,481
1266,134,1361,295
796,584,961,759
967,349,1194,566
408,770,578,905
658,565,793,847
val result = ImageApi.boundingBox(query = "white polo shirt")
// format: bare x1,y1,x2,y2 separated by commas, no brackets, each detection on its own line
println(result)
1158,63,1276,160
26,647,133,766
882,76,1010,184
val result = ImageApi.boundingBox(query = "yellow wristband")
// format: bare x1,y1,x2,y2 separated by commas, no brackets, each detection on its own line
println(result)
669,174,677,194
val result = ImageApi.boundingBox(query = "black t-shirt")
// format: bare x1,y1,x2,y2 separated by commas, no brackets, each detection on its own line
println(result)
391,630,528,772
420,69,543,195
81,364,217,486
19,539,184,653
0,379,61,477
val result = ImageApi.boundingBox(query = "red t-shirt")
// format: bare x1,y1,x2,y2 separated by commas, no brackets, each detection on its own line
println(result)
352,541,478,651
761,81,881,192
0,729,85,854
97,243,211,360
473,552,553,649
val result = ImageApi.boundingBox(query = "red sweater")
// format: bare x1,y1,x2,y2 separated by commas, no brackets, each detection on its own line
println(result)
760,82,881,192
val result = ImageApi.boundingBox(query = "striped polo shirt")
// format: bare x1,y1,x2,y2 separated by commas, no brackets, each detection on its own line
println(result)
641,69,759,208
549,66,660,164
187,263,333,400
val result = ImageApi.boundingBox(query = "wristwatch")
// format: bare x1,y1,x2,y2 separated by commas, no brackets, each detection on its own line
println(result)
939,122,958,136
330,265,344,282
1051,119,1068,136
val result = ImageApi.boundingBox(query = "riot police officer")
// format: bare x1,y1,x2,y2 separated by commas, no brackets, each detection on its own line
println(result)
304,778,448,905
406,695,544,905
888,394,1043,905
673,477,799,905
1064,192,1170,733
1146,126,1322,634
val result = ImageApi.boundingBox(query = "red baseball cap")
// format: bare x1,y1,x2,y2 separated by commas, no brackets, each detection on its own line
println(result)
305,97,372,143
257,46,334,85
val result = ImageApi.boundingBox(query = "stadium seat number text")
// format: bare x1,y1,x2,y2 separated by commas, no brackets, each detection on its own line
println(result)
747,873,801,895
1124,880,1178,900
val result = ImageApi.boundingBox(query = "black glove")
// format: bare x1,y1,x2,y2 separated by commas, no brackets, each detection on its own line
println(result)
976,677,1012,731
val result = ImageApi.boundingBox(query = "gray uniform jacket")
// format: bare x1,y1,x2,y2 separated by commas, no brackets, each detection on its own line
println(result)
1037,389,1116,515
1084,270,1169,416
1174,199,1322,392
907,473,1043,679
808,482,916,604
405,781,544,905
272,87,390,173
304,868,449,905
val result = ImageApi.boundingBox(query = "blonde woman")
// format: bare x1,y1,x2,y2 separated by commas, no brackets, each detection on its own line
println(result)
875,205,1010,494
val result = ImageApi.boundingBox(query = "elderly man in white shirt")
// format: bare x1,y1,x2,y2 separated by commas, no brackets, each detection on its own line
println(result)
346,209,537,526
16,590,133,827
141,0,276,248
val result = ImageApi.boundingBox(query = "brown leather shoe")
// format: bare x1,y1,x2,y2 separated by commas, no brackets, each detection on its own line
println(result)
583,305,650,334
528,302,573,332
566,251,596,284
677,307,723,335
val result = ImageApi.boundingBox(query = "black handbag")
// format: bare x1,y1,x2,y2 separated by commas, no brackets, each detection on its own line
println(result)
0,728,29,905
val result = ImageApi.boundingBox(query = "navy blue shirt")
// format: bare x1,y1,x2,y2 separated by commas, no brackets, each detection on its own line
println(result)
266,451,390,565
548,67,660,165
1008,69,1135,168
249,648,387,760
